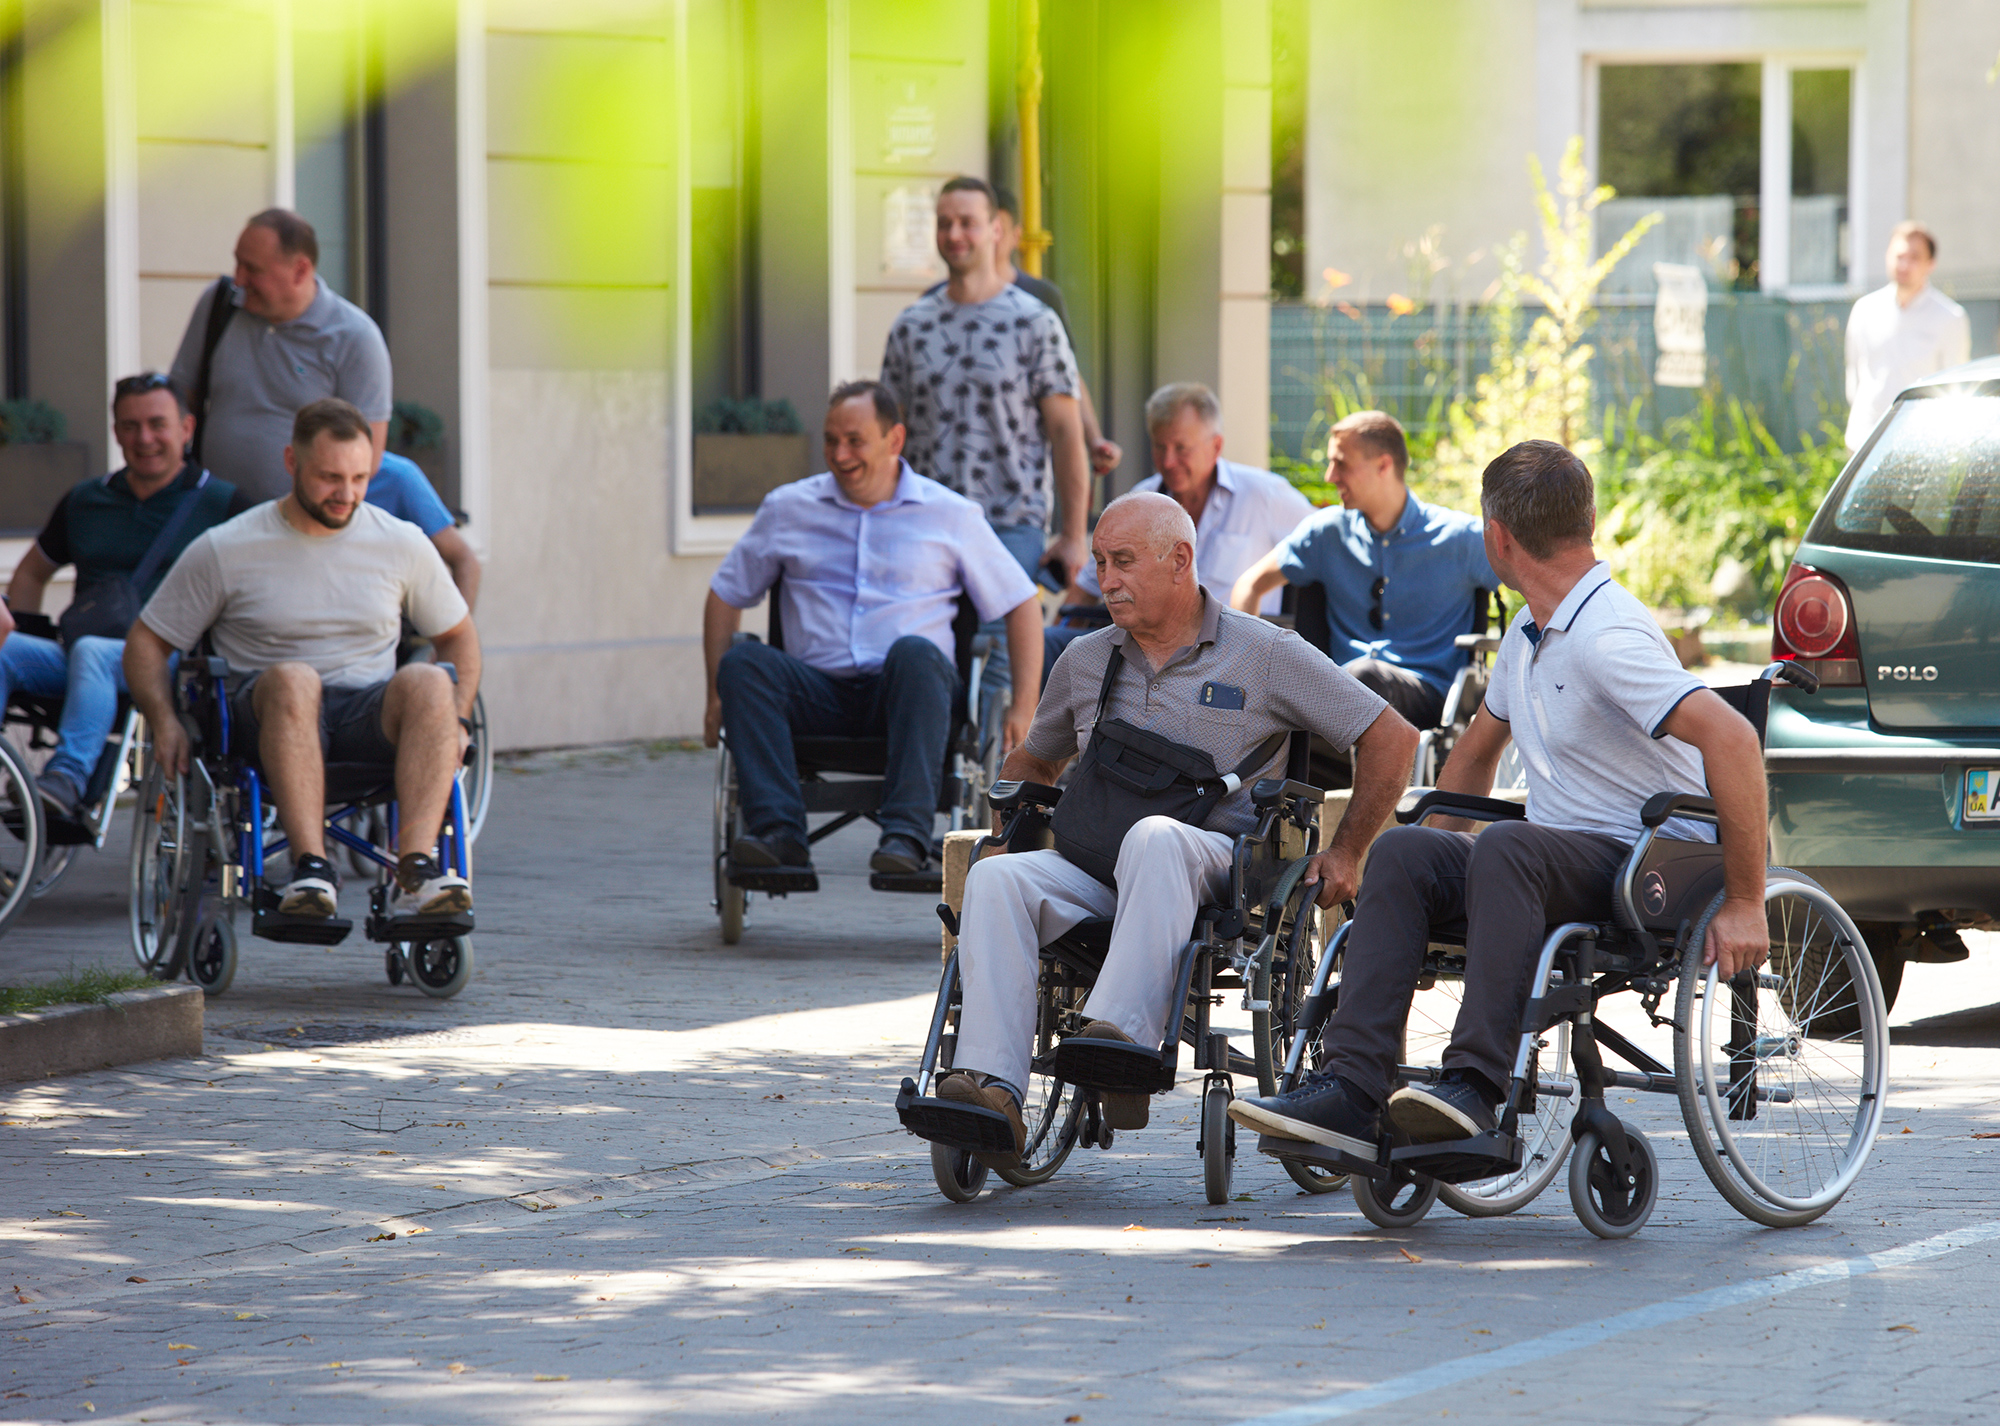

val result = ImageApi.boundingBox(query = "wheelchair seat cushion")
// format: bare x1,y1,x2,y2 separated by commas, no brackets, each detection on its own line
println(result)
793,736,890,777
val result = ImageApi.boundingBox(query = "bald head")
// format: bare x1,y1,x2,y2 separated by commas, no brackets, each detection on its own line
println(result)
1092,491,1202,637
1098,491,1198,558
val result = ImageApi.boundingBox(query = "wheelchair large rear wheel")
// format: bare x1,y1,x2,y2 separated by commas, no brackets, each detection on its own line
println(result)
992,972,1083,1188
0,734,42,940
1673,874,1889,1228
712,743,745,944
462,691,494,844
129,766,193,976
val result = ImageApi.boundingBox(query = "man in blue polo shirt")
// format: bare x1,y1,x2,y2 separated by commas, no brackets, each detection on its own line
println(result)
1230,410,1494,731
702,381,1043,876
364,452,482,609
0,374,249,821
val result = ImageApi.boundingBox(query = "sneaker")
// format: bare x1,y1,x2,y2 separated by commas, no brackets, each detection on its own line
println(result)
1388,1071,1499,1144
278,854,341,918
391,852,472,919
1075,1020,1149,1130
933,1070,1025,1169
869,834,929,875
1227,1070,1381,1157
35,770,82,823
729,833,811,868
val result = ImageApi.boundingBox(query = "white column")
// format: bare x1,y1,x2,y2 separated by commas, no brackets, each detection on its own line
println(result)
669,0,692,553
825,0,854,382
100,0,140,392
456,0,490,555
1851,0,1910,290
1759,57,1791,292
272,0,295,209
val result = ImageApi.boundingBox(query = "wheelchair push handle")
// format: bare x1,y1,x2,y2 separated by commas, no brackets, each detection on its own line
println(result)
1395,788,1529,826
1762,659,1820,695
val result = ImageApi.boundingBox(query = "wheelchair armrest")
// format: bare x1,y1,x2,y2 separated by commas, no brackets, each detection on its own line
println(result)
970,633,994,658
1640,791,1718,827
1395,788,1528,826
1453,633,1502,652
730,631,763,645
1252,777,1326,810
434,661,459,684
987,779,1063,812
8,610,57,641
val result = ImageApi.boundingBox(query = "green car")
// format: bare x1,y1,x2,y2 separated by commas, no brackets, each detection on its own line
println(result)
1766,354,2000,1014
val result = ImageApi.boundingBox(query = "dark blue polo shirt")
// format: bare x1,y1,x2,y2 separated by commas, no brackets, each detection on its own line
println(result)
36,461,252,602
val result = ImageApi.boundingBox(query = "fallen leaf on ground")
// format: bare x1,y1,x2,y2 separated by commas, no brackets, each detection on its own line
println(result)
1902,1127,1913,1134
175,1358,192,1366
375,1150,396,1156
52,1210,84,1218
1085,1393,1107,1400
762,1094,785,1100
1888,1323,1919,1333
1471,1328,1491,1334
1399,1248,1423,1263
1065,1417,1082,1424
167,1344,196,1351
447,1362,468,1374
840,1246,871,1254
1191,1262,1211,1268
232,1312,263,1321
404,1226,430,1235
323,1361,343,1369
82,1403,94,1413
1973,1132,2000,1140
127,1276,148,1283
1121,1224,1148,1232
367,1233,397,1243
533,1374,569,1382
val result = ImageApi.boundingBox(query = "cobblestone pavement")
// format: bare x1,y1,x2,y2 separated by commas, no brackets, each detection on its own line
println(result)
4,743,2000,1425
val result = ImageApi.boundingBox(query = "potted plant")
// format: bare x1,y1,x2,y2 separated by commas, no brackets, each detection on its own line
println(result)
0,401,89,535
693,398,809,514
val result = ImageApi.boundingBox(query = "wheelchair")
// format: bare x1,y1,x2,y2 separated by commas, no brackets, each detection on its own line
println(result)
712,577,996,944
0,611,147,936
894,736,1331,1205
131,648,477,998
1254,660,1890,1238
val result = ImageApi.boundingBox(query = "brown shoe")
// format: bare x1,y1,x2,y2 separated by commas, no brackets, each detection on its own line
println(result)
934,1071,1026,1169
1077,1020,1150,1131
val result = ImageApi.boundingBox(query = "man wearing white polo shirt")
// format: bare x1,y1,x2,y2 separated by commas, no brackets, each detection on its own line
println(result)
1230,439,1773,1153
1844,221,1971,451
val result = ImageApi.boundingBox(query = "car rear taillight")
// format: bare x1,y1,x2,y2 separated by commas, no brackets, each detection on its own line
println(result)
1773,563,1862,685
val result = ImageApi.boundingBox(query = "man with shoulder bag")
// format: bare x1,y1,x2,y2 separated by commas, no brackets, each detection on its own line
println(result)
0,374,249,824
931,491,1419,1167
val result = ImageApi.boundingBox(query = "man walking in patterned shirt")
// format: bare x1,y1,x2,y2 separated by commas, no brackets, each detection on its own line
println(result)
879,175,1093,591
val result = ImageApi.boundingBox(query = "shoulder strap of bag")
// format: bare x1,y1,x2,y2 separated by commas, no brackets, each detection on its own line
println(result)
129,471,211,594
188,276,238,463
1091,641,1125,721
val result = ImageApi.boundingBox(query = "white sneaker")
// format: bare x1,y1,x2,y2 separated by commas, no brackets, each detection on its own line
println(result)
392,853,471,918
279,855,340,917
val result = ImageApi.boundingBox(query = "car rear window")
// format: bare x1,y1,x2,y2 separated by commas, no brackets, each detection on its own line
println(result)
1811,395,2000,563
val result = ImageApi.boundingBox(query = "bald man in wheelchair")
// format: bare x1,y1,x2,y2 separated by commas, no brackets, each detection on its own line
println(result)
1229,440,1771,1154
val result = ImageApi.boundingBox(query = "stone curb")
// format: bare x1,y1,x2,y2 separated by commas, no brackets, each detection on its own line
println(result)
0,983,203,1084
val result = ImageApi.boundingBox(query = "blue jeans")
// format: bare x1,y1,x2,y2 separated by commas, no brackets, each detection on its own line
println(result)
0,633,128,793
984,522,1047,705
717,635,961,846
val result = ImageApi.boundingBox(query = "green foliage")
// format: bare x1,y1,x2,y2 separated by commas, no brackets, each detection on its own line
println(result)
389,401,446,456
0,966,154,1014
695,397,803,435
0,399,68,446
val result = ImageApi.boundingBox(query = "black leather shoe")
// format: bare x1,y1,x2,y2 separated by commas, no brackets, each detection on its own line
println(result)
1227,1071,1381,1157
729,833,811,868
869,834,929,874
35,770,83,823
1388,1072,1499,1143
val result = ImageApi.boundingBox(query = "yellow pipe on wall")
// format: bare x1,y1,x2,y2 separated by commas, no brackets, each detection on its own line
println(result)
1016,0,1051,276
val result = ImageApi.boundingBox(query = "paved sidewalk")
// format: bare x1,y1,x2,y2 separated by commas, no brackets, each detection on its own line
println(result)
4,745,2000,1424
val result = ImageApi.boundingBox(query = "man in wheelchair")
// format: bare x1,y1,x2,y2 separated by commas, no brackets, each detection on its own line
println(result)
124,397,479,922
938,491,1419,1163
702,381,1043,878
1229,440,1770,1154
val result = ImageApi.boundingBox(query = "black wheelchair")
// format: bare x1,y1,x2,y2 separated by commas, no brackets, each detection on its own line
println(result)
895,736,1331,1205
0,612,148,940
1257,661,1890,1238
712,577,997,944
132,649,478,998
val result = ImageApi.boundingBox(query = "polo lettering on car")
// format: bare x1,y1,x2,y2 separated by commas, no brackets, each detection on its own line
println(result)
1876,666,1940,682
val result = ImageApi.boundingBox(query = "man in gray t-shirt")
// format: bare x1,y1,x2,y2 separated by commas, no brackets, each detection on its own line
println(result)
169,210,392,503
126,399,478,925
1231,441,1774,1160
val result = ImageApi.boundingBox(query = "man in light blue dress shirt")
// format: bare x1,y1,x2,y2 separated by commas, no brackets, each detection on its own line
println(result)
703,382,1043,876
1232,410,1495,731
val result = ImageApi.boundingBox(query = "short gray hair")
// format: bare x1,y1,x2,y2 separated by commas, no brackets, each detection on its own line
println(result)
1099,490,1198,557
1143,382,1223,436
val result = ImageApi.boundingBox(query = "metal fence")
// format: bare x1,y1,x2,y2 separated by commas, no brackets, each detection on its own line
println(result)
1268,294,1854,464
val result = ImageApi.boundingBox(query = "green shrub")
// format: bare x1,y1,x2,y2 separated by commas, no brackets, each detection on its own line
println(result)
0,399,68,445
388,400,445,456
695,397,803,435
0,966,155,1014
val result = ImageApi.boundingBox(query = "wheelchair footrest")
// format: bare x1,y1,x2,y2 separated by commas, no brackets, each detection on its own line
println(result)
1389,1131,1524,1185
726,863,819,893
252,909,354,946
1254,1133,1385,1179
869,869,944,894
368,911,476,942
1052,1036,1176,1095
895,1085,1019,1155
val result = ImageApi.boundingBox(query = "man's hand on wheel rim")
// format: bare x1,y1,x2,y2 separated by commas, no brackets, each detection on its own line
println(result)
150,720,190,780
702,696,723,749
1703,896,1770,981
1303,845,1362,910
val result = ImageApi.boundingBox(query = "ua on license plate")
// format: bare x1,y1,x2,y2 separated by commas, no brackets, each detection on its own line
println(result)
1967,768,2000,821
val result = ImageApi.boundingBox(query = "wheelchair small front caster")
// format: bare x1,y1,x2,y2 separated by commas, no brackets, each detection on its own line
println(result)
1201,1081,1235,1205
930,1142,988,1203
385,947,405,986
1570,1125,1658,1239
1352,1169,1439,1229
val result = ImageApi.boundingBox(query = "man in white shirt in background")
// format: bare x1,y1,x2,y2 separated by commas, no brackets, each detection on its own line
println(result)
1844,221,1971,451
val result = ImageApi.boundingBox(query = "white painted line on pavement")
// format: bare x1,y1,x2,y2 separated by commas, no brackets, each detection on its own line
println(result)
1229,1217,2000,1426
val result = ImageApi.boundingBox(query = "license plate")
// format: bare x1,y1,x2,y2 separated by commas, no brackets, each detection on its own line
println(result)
1967,768,2000,821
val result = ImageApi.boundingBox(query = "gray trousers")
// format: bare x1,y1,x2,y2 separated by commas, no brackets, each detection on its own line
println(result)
1343,657,1445,731
1325,821,1631,1104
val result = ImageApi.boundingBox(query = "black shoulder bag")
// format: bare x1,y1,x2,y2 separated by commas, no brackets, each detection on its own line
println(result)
1050,643,1287,886
187,276,238,465
59,473,212,647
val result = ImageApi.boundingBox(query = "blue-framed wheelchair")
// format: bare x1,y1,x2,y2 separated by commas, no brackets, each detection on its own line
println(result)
895,735,1331,1205
1256,661,1889,1237
712,576,996,944
132,648,477,998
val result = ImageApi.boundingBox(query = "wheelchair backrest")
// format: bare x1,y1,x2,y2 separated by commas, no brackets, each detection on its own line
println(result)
766,573,981,682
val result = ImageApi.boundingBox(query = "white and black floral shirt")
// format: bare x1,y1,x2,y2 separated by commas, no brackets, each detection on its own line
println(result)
879,284,1078,531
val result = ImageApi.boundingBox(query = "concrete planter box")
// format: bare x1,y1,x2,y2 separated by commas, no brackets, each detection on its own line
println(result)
693,432,810,514
0,441,91,534
0,984,204,1084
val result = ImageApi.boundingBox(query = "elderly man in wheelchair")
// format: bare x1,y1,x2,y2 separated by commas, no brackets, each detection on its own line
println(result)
905,490,1420,1186
125,397,478,944
1228,440,1888,1237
